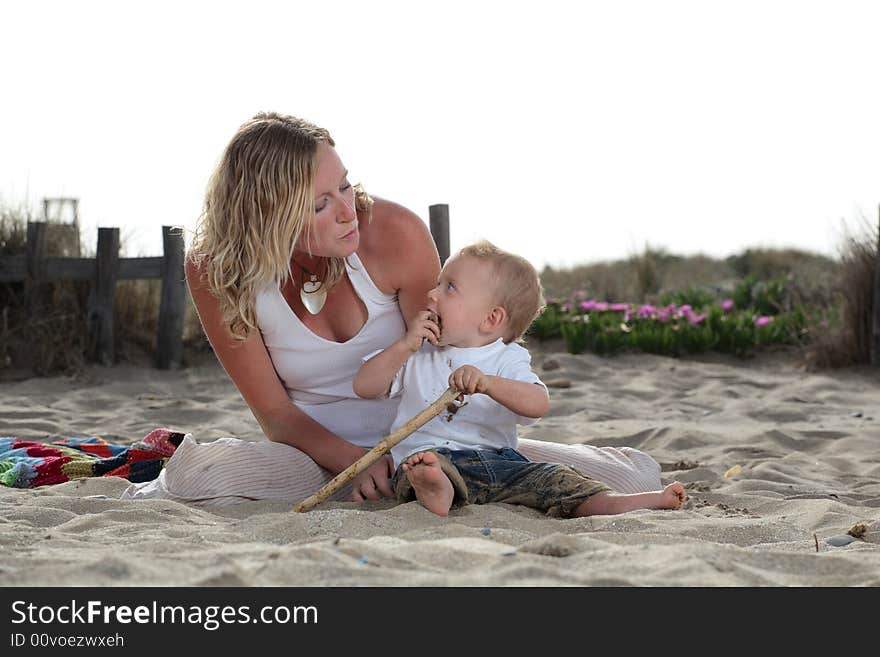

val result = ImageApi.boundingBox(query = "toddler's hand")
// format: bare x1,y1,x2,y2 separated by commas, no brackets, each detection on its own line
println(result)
449,365,490,397
403,310,440,351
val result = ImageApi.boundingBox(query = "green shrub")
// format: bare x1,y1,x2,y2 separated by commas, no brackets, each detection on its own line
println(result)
527,300,564,341
659,287,716,310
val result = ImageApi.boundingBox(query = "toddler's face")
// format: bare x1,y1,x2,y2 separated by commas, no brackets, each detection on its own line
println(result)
426,255,498,348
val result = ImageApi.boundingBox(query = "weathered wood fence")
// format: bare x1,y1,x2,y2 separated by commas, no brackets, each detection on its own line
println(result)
0,222,185,369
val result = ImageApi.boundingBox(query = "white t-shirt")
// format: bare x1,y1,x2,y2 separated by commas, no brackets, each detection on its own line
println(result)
384,339,546,467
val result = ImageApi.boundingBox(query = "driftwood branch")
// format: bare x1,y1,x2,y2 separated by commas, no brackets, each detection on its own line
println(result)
292,386,459,513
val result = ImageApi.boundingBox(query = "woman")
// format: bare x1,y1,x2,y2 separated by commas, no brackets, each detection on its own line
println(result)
124,112,660,505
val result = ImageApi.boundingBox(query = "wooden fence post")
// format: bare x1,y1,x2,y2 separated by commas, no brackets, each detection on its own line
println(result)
429,204,450,266
87,227,120,365
24,222,49,316
872,204,880,366
156,226,185,370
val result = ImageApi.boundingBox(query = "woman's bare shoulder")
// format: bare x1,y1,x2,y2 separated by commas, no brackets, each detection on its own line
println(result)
359,197,439,279
184,253,215,303
184,252,206,288
363,196,428,238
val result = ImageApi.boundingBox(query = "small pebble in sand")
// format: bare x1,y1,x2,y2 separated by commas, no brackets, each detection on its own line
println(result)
849,412,863,418
356,556,369,565
480,528,491,536
542,359,560,371
825,535,856,547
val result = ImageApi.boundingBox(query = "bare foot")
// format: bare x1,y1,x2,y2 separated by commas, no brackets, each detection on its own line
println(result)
401,451,455,516
574,481,688,516
661,482,687,509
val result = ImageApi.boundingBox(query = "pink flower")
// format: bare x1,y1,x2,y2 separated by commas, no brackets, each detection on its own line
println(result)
562,303,571,313
574,290,588,300
721,299,734,313
689,314,706,325
594,302,609,312
637,304,655,319
656,308,670,323
679,304,692,315
578,300,596,312
610,303,630,312
754,316,772,327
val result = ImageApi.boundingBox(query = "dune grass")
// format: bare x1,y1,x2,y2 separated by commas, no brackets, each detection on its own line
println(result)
802,216,879,368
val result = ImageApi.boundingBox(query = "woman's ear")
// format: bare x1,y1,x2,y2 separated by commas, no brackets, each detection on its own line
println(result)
481,305,508,334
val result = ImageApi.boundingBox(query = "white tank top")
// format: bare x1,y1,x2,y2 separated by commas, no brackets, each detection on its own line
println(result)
254,252,407,447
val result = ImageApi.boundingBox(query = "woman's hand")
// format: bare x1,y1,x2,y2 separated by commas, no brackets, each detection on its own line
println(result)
402,309,440,352
350,453,395,501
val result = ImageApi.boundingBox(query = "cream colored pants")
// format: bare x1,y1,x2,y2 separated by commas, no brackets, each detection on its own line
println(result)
122,435,661,507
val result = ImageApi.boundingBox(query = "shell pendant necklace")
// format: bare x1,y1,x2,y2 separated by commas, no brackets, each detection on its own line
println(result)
298,263,327,314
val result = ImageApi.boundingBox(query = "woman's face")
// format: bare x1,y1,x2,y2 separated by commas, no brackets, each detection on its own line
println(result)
299,141,359,258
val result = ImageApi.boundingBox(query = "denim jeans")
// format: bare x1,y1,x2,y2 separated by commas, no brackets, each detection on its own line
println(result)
393,447,611,518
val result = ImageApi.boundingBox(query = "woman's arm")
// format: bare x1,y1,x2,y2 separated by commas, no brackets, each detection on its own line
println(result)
185,256,366,475
359,197,441,327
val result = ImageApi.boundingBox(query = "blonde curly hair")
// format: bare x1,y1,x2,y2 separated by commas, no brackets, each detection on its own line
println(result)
457,240,546,343
190,112,372,340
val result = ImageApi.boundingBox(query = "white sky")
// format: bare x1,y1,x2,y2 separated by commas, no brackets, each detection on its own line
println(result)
2,0,879,269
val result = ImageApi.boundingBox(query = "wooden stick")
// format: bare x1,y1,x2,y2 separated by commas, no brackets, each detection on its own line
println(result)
292,386,459,512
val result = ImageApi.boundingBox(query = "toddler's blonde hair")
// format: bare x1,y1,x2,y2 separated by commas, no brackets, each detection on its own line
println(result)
457,240,545,343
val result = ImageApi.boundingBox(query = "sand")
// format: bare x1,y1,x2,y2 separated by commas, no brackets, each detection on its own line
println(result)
2,344,879,586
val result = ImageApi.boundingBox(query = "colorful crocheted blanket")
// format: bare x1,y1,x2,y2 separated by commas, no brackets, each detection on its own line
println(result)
0,428,184,489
